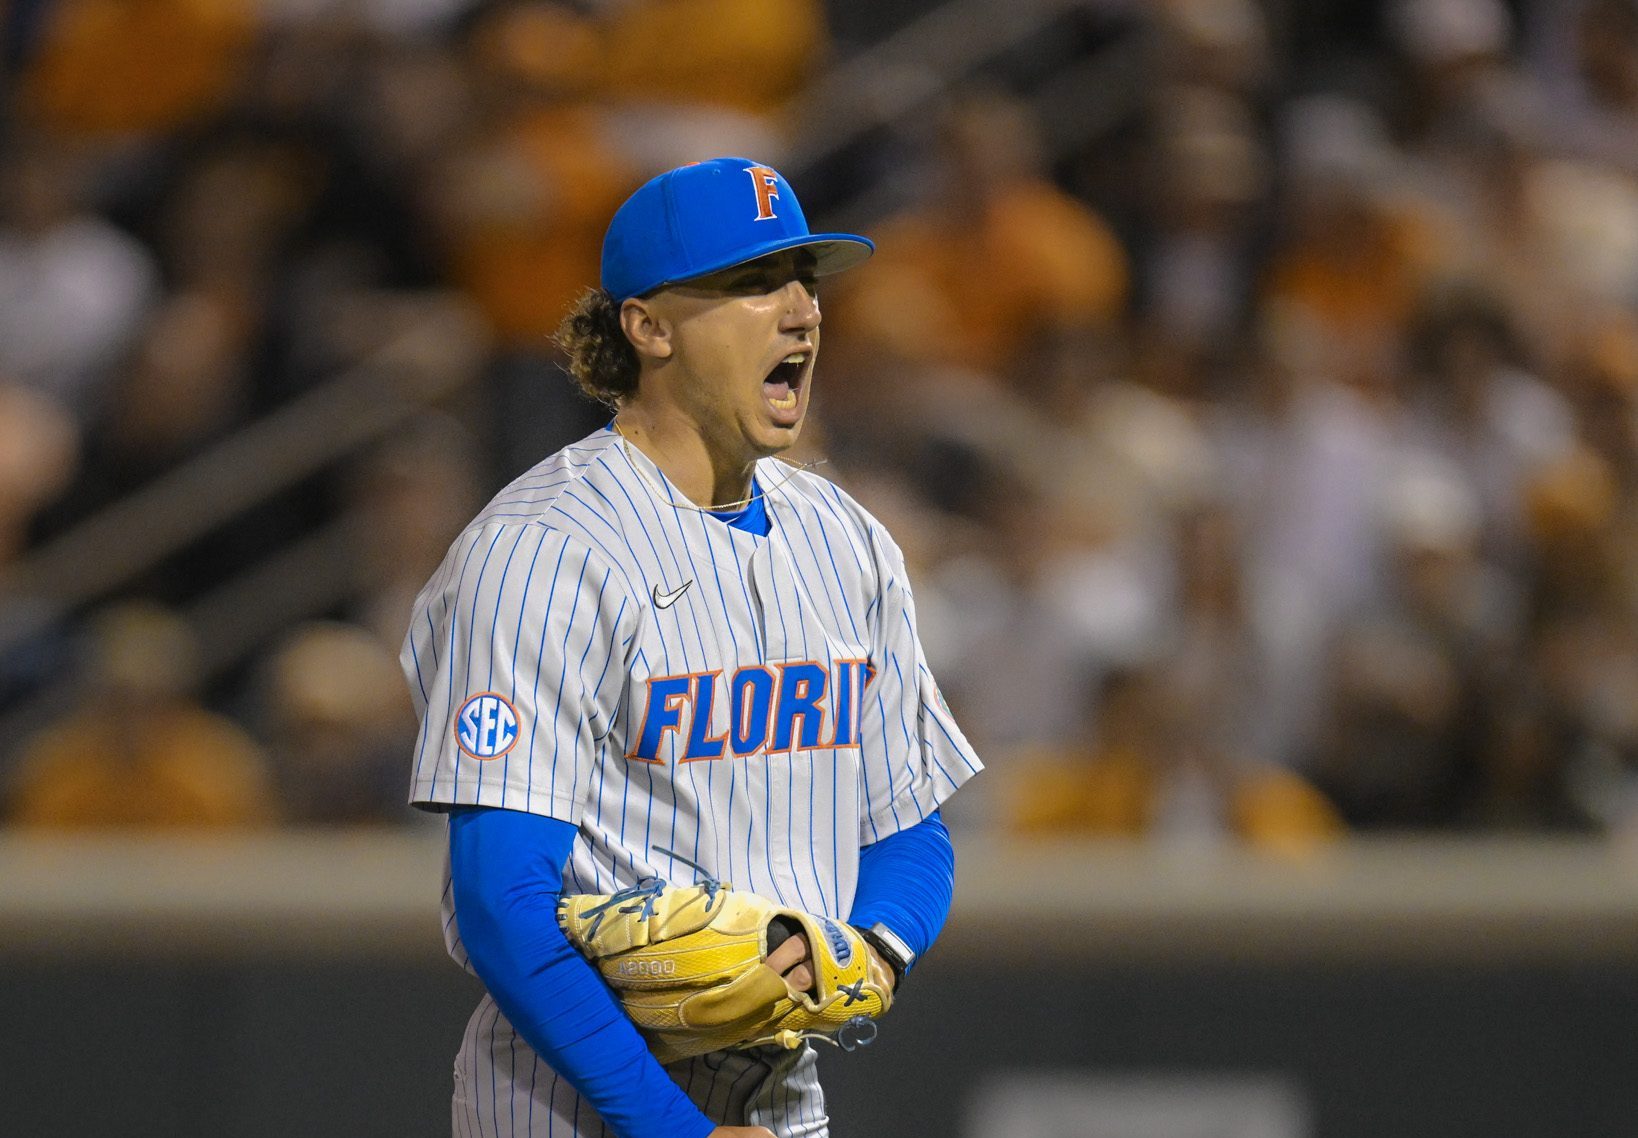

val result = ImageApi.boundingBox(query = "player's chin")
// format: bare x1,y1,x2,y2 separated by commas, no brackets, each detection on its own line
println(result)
747,413,805,456
759,421,804,455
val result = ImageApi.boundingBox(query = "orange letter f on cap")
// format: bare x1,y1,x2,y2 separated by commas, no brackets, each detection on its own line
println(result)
747,165,781,221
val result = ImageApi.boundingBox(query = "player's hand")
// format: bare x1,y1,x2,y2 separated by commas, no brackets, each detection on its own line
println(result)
765,927,814,993
709,1128,777,1137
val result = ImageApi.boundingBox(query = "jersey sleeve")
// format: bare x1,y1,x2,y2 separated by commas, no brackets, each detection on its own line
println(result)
403,522,638,821
856,527,984,843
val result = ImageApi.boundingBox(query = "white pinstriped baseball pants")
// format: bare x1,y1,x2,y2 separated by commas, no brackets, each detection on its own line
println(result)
451,994,831,1137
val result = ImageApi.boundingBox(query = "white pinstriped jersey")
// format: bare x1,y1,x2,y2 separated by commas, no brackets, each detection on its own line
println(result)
402,425,982,1138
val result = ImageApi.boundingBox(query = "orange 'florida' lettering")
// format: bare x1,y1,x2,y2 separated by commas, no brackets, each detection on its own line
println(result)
629,658,873,763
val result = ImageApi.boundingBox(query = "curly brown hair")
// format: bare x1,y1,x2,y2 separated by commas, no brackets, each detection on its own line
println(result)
553,288,640,407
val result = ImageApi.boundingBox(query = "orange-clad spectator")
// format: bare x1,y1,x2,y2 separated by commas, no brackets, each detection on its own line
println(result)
7,602,278,829
599,0,825,116
473,0,823,117
1009,745,1345,852
431,9,637,345
1009,669,1344,853
17,0,256,137
429,0,824,343
1228,768,1351,855
834,92,1129,377
1009,741,1151,837
1263,206,1433,346
1262,97,1442,372
464,1,605,97
431,102,637,344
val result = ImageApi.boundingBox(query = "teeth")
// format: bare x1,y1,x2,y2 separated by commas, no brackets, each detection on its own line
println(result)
770,391,798,410
783,353,807,365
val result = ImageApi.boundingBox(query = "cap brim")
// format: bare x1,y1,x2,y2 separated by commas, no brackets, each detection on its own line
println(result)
657,233,875,294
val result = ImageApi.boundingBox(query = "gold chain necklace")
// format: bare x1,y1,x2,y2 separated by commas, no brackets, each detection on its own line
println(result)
611,420,823,513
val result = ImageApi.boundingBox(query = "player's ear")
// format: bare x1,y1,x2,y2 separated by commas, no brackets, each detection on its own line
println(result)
620,296,674,362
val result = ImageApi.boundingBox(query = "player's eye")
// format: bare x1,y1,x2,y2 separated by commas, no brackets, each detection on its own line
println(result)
721,272,772,294
713,260,816,298
758,273,818,298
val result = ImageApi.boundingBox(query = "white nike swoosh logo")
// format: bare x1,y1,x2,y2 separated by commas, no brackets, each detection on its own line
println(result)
652,580,693,609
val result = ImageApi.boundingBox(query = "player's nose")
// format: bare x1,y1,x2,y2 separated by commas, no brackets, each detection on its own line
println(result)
777,279,821,334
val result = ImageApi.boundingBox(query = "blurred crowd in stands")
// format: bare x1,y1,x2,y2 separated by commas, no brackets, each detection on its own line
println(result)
3,0,1638,849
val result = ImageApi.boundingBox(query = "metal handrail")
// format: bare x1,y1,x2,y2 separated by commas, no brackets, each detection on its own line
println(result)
0,296,487,659
789,0,1122,169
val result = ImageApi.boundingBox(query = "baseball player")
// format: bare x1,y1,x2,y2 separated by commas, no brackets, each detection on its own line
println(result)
402,157,983,1138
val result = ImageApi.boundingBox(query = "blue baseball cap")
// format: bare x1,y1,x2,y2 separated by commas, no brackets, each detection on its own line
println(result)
600,157,875,302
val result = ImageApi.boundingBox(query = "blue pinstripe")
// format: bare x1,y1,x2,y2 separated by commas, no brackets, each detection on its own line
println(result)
512,532,567,808
767,503,842,913
691,512,742,873
487,526,535,803
544,546,590,806
415,529,482,798
627,488,710,885
807,498,862,639
457,528,508,803
567,578,618,811
410,635,430,703
591,459,695,893
781,502,848,639
671,503,742,873
438,535,485,801
552,493,646,602
923,679,983,781
505,529,554,805
612,448,713,662
818,483,871,575
585,462,668,592
756,542,792,904
526,1042,538,1135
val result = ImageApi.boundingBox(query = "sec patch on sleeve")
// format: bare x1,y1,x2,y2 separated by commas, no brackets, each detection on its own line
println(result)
455,692,520,759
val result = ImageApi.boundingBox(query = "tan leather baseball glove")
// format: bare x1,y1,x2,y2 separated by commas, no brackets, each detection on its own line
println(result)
557,857,893,1065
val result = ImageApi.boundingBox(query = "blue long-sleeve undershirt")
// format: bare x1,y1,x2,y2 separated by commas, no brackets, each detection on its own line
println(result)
448,804,954,1138
846,810,955,972
447,807,715,1138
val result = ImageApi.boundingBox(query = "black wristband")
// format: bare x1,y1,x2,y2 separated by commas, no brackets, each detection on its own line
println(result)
855,923,913,989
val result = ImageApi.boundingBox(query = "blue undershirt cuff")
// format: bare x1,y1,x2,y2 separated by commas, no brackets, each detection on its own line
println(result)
846,810,954,970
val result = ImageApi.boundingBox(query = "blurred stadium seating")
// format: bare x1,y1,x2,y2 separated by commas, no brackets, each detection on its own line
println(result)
4,1,1638,1134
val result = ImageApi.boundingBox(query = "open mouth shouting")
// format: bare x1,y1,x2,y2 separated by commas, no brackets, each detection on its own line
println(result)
764,349,812,423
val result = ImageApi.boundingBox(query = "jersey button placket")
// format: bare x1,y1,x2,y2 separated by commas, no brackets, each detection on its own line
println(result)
746,543,778,659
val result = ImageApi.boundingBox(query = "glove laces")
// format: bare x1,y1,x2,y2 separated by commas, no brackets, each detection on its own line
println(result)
651,845,724,910
575,847,729,938
578,879,667,939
